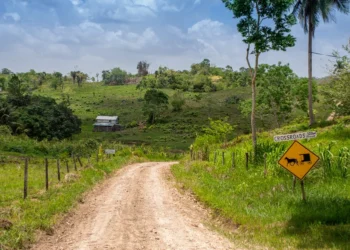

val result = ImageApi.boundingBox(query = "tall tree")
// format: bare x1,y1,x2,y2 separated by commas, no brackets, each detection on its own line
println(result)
293,0,349,126
1,68,12,75
70,71,77,84
222,0,296,148
137,61,150,76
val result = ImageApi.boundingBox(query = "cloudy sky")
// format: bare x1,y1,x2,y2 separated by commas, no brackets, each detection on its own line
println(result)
0,0,349,77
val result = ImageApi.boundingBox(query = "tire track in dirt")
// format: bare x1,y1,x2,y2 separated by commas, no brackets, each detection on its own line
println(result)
32,162,235,250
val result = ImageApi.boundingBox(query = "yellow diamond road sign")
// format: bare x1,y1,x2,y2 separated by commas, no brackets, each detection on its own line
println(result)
278,141,320,180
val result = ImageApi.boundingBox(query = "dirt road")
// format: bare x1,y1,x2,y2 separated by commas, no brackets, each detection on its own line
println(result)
33,162,234,250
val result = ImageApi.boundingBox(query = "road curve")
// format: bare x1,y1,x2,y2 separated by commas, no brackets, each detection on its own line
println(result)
33,162,234,250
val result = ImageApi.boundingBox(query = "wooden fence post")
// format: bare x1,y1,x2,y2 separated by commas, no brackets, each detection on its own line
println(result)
45,158,49,191
66,160,70,173
222,152,225,165
57,159,61,182
245,153,249,171
77,156,83,168
73,155,77,171
24,158,28,199
214,152,217,163
205,147,208,161
301,180,306,201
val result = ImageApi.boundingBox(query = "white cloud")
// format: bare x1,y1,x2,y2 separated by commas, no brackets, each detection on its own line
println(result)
194,0,201,5
188,19,225,38
3,12,21,22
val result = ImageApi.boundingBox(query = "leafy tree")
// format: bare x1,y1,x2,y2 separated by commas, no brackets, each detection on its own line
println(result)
191,74,215,92
143,89,169,124
1,68,12,75
257,63,297,127
37,72,46,86
203,117,235,143
293,0,350,125
70,71,77,84
325,44,350,116
51,72,63,90
191,59,211,75
76,72,87,87
292,77,318,115
137,74,157,89
7,75,28,101
193,118,235,152
137,61,150,76
102,68,128,85
222,0,296,148
239,99,269,128
10,96,81,140
171,91,186,112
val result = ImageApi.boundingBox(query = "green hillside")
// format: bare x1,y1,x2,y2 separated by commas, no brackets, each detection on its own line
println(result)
35,83,252,150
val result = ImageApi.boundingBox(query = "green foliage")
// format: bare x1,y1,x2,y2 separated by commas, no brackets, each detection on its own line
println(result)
173,123,350,249
324,44,350,116
240,63,318,128
102,67,129,85
0,95,81,141
7,75,28,99
191,59,211,75
0,155,131,249
137,61,150,76
257,63,297,126
171,91,186,112
1,68,12,75
51,72,63,90
143,89,169,124
0,77,6,90
222,0,296,54
191,74,215,92
292,77,318,114
137,63,217,92
293,0,350,35
0,125,12,135
194,118,235,150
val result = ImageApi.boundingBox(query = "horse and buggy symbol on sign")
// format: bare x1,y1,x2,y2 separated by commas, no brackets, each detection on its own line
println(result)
284,153,312,167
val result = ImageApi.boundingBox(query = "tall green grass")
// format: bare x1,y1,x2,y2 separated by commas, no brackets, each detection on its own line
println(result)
0,153,133,249
172,121,350,249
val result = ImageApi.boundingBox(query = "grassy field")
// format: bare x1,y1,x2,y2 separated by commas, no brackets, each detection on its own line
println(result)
172,118,350,249
34,82,332,151
0,151,137,249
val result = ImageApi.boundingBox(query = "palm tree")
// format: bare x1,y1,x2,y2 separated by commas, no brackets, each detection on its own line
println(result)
293,0,349,125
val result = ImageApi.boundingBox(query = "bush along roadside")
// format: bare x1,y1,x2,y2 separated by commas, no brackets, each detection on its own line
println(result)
172,119,350,249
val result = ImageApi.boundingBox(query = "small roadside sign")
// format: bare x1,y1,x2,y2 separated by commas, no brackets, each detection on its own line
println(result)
274,131,317,142
105,149,116,155
278,141,319,180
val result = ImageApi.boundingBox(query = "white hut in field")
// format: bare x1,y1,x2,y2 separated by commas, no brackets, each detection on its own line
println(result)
93,116,122,132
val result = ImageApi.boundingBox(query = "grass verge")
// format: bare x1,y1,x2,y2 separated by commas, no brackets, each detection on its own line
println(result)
171,122,350,249
0,154,136,249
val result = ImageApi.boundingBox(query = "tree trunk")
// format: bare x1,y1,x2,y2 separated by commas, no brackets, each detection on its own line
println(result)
308,16,315,126
251,53,260,150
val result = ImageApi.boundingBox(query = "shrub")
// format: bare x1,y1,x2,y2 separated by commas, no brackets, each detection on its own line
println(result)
171,91,186,112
